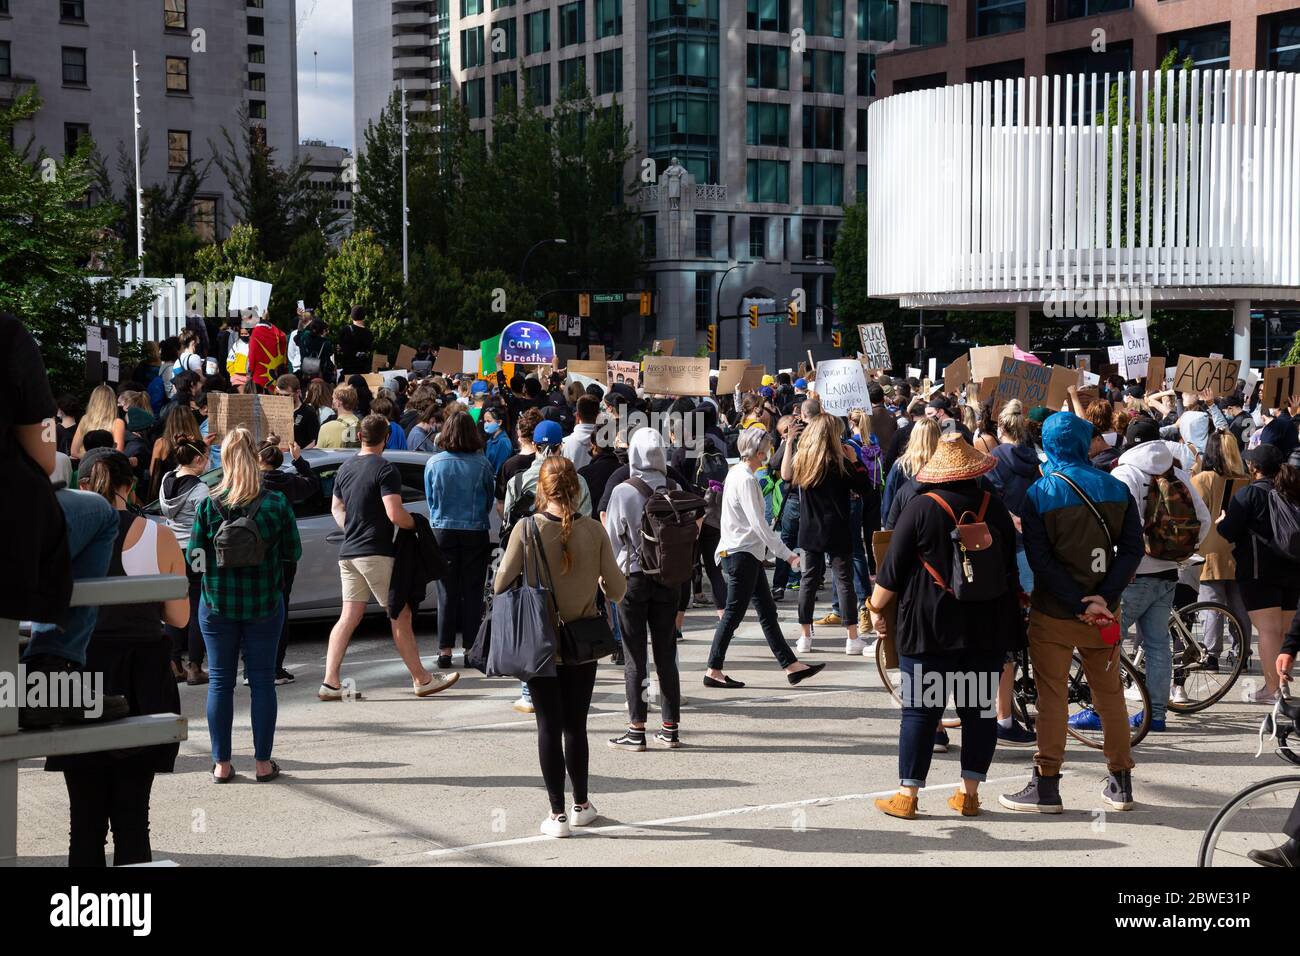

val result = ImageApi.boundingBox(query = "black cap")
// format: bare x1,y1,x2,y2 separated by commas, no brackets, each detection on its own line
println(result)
1244,443,1285,471
1125,383,1145,399
606,383,637,406
1125,417,1160,446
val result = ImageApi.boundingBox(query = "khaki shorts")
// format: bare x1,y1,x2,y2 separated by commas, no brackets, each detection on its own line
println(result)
339,555,394,605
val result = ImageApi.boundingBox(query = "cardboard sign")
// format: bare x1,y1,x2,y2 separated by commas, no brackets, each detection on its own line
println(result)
1079,370,1101,387
432,348,463,375
1145,356,1166,386
641,356,710,397
361,373,385,392
394,344,416,370
1076,354,1092,372
207,393,294,449
813,359,871,416
1172,355,1243,398
968,376,999,406
1076,385,1100,409
371,353,388,372
588,344,606,362
651,338,675,356
1262,365,1300,410
606,360,641,389
994,358,1076,412
970,345,1014,382
858,323,892,370
716,359,749,394
739,364,767,392
566,359,607,380
943,353,971,395
1120,318,1150,380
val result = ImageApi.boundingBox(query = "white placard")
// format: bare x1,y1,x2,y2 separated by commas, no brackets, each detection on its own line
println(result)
1245,367,1262,392
86,325,102,359
906,366,922,380
228,275,273,315
1107,345,1125,366
811,359,870,416
1080,370,1101,387
928,357,938,381
107,356,120,382
462,349,482,375
1209,352,1223,359
1120,318,1150,380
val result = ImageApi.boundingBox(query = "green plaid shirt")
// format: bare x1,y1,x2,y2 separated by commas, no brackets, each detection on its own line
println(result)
188,490,302,621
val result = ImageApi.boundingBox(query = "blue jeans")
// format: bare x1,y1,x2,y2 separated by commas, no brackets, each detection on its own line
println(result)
199,598,283,763
898,649,1004,787
832,497,871,616
1121,575,1175,722
1015,547,1035,595
25,489,119,667
771,495,802,591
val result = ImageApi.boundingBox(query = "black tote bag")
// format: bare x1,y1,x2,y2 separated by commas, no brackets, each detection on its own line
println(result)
486,519,557,681
530,521,618,665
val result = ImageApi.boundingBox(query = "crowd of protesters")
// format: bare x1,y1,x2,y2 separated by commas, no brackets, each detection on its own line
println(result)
6,302,1300,866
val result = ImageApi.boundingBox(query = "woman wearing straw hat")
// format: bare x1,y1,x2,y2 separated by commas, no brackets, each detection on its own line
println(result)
866,435,1024,819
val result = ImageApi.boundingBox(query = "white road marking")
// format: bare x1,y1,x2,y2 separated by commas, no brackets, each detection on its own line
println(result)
425,775,1025,858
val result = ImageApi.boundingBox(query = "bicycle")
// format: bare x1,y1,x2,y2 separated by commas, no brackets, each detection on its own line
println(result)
1127,600,1249,714
1197,690,1300,867
1009,645,1151,749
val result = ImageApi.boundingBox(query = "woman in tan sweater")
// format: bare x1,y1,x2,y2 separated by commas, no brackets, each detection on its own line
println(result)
1189,430,1251,677
494,456,627,838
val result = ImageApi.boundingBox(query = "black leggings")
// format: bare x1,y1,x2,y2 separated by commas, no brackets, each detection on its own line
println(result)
798,551,856,627
529,661,599,814
62,766,156,867
707,551,797,670
695,523,727,611
167,567,205,666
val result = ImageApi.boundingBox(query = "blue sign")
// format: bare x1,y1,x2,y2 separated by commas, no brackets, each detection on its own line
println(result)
499,320,556,365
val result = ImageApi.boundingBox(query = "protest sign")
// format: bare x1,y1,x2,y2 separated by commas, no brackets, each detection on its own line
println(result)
566,359,607,380
994,358,1076,412
1108,345,1125,366
207,393,294,449
1076,354,1092,372
651,338,675,356
500,320,556,365
1145,356,1165,386
812,359,871,416
371,353,387,372
607,360,641,389
928,357,938,381
1262,365,1300,410
968,376,999,406
588,344,606,362
1079,370,1101,387
905,366,922,380
394,344,416,370
432,348,463,374
462,349,482,375
716,359,749,394
642,356,710,396
970,345,1015,382
1172,355,1243,398
228,275,273,315
858,323,892,370
1120,318,1150,380
943,353,971,395
361,372,385,392
739,364,767,392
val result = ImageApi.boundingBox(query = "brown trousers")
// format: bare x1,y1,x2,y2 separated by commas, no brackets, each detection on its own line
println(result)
1029,610,1136,777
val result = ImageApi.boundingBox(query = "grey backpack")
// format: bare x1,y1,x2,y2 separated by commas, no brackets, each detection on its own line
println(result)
213,495,267,569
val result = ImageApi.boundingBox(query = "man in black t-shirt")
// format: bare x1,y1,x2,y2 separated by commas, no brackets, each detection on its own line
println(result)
320,414,458,700
336,305,375,378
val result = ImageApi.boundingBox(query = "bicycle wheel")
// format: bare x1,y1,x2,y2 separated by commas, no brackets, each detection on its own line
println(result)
876,638,903,706
1065,652,1151,749
1010,652,1037,731
1197,775,1300,867
1168,602,1248,714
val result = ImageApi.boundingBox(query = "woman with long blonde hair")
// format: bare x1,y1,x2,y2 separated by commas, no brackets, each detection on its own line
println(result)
881,417,940,531
780,413,871,654
494,455,627,838
188,426,301,783
71,384,126,458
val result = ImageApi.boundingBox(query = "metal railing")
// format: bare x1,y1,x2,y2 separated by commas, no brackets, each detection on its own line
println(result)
1,574,190,866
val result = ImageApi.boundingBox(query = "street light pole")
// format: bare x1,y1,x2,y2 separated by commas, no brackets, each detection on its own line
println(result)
131,50,145,278
519,238,567,287
400,82,409,285
715,260,751,362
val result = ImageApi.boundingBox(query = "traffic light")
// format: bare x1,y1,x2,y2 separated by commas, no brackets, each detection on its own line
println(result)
706,323,717,353
578,293,591,318
788,301,799,327
832,328,843,349
639,292,652,316
749,304,760,329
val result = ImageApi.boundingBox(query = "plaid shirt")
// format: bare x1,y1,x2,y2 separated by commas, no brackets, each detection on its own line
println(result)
188,490,302,621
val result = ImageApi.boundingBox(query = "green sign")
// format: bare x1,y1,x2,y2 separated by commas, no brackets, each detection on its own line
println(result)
765,315,783,324
592,293,624,304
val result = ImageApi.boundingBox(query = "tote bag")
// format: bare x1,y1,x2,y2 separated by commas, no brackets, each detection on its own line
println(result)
486,520,557,680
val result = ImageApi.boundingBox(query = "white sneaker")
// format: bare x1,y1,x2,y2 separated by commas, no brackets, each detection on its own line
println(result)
512,696,535,714
1170,685,1190,705
540,813,571,838
1124,684,1144,702
570,803,599,827
1251,685,1280,704
796,635,814,654
861,638,878,657
845,636,869,655
414,672,459,697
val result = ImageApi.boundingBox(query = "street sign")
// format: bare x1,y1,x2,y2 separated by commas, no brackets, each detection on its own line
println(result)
592,293,624,304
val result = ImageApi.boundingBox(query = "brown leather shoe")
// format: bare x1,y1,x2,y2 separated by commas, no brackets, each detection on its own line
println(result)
948,788,981,817
185,662,209,686
874,792,919,819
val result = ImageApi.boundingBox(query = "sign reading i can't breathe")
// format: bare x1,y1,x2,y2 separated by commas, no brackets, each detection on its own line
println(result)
499,320,556,365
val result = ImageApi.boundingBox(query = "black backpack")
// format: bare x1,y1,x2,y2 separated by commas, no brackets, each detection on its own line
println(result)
212,494,267,569
502,472,537,542
693,446,729,528
920,492,1008,602
626,477,707,588
1264,489,1300,560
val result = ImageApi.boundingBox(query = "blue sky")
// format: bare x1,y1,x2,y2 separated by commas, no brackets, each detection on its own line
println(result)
296,0,355,150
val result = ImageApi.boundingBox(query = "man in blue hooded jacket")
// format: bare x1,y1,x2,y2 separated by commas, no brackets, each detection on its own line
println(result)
1000,412,1144,814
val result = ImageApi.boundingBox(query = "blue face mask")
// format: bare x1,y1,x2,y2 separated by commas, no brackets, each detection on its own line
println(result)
484,422,500,435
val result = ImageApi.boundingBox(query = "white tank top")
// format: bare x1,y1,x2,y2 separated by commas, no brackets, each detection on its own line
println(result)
121,517,162,576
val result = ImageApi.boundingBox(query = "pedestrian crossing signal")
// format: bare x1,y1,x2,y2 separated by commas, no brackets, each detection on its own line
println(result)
749,305,759,329
706,323,717,353
788,301,798,327
832,328,842,349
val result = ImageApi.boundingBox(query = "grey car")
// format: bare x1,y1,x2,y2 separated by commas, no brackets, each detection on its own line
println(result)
148,448,448,620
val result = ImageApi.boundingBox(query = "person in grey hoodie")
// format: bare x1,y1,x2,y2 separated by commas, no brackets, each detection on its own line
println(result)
158,438,211,683
604,427,682,751
1105,417,1211,732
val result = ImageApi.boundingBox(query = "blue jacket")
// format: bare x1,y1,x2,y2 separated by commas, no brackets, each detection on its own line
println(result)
484,429,513,475
1020,413,1143,619
424,450,495,531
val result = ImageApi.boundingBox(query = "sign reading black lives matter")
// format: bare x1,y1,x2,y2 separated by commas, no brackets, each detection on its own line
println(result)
858,323,892,371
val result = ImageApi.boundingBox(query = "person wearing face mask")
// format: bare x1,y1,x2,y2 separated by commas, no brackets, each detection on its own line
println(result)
482,408,513,475
159,437,212,684
225,315,252,389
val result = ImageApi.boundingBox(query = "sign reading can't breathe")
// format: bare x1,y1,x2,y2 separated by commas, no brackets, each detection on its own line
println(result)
499,320,556,365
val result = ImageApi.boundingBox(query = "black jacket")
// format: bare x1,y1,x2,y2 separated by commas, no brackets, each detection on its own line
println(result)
1217,477,1300,583
388,512,446,619
261,456,318,507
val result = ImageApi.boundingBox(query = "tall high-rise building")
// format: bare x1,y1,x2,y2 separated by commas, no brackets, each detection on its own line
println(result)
353,0,933,365
353,0,448,152
0,0,299,242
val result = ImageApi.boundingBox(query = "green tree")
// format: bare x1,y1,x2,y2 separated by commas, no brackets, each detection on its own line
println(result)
832,198,910,366
320,230,404,348
190,222,269,287
0,89,155,395
1286,330,1300,367
269,230,331,326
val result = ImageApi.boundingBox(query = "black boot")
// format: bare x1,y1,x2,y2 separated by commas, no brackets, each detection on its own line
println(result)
999,768,1064,814
1247,838,1298,868
1102,769,1135,811
611,646,625,666
18,655,129,730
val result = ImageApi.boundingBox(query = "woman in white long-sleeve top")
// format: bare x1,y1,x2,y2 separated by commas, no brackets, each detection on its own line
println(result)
702,427,825,690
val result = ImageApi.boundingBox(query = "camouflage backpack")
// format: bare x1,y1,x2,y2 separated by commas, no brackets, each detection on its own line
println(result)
1141,467,1200,561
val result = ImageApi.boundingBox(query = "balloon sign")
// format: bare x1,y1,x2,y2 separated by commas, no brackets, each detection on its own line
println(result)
499,320,556,365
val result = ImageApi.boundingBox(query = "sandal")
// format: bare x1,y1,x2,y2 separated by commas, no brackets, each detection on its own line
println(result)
212,763,236,784
256,760,282,783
